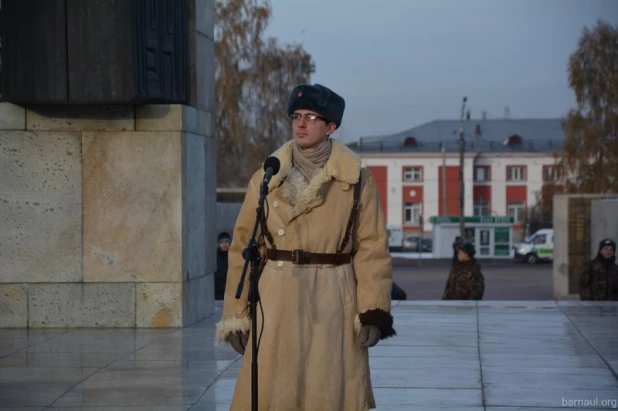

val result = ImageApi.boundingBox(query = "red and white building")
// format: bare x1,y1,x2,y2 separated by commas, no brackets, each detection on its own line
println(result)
348,118,565,240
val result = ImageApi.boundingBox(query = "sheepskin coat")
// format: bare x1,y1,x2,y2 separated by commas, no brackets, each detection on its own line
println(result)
216,139,395,410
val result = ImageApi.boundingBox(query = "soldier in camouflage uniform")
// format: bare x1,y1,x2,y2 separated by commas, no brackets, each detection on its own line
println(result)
442,242,485,300
579,238,618,301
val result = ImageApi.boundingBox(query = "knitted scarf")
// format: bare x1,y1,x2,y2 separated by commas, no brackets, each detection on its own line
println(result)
292,139,332,182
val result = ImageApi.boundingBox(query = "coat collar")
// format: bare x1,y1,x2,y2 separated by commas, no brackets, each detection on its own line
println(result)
264,138,361,191
261,139,362,219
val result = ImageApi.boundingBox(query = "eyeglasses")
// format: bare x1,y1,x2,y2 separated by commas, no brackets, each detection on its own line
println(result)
290,113,328,124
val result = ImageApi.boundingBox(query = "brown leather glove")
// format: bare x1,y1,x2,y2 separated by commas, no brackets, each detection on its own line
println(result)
359,325,381,348
227,331,249,355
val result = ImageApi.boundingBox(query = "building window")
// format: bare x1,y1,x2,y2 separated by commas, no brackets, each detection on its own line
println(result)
403,167,422,182
508,201,525,223
474,201,489,216
474,166,490,182
543,166,561,182
507,166,526,181
404,202,422,224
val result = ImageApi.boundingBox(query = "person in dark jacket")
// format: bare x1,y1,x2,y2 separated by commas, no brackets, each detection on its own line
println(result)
214,232,231,300
442,242,485,300
452,236,463,267
579,238,618,301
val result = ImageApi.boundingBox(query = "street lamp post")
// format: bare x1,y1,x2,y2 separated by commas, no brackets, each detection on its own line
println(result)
458,97,468,240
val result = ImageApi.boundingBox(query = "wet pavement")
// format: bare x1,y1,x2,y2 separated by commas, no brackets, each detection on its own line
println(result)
0,300,617,410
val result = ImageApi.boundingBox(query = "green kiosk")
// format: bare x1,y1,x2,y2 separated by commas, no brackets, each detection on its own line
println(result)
431,216,514,259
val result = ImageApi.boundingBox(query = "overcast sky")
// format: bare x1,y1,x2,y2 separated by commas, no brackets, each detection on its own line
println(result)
264,0,618,143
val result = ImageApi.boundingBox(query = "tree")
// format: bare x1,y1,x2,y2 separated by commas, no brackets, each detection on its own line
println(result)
526,182,561,233
214,0,315,187
558,19,618,194
527,155,565,228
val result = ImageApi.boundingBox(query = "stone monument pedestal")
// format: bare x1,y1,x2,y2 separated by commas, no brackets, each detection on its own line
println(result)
0,0,216,328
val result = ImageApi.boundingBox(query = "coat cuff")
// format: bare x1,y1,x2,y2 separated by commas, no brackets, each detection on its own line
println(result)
355,309,396,340
215,316,250,343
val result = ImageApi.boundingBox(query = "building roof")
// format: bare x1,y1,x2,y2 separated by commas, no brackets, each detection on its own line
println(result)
348,118,565,154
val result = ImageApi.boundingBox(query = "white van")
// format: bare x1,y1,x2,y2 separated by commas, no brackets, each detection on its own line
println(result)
387,225,404,251
514,228,554,264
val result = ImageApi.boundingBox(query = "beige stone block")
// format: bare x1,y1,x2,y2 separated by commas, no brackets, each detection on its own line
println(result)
26,105,134,131
135,105,197,133
0,285,28,327
0,103,26,130
136,283,182,328
82,131,182,283
0,131,82,283
28,283,135,328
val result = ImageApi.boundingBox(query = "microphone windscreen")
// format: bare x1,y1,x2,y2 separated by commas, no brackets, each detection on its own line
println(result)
263,156,281,175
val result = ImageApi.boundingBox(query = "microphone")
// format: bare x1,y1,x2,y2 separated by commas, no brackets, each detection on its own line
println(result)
262,156,281,185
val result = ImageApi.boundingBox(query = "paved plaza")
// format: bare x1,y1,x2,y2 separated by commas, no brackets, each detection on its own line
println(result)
1,300,617,410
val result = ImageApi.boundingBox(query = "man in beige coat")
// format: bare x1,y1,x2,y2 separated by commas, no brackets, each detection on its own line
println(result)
216,83,396,410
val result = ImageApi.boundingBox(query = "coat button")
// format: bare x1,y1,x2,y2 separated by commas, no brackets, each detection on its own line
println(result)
273,200,279,207
277,261,284,267
277,229,285,236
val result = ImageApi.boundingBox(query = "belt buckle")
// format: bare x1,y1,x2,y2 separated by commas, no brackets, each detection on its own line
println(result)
291,249,305,265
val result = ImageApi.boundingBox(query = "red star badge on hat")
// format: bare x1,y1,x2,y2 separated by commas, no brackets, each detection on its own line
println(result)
298,91,303,97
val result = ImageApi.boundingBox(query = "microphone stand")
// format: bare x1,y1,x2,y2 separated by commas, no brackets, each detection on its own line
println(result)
235,180,269,411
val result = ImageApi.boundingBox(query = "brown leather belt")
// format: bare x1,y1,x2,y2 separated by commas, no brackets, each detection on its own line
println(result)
266,249,352,265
